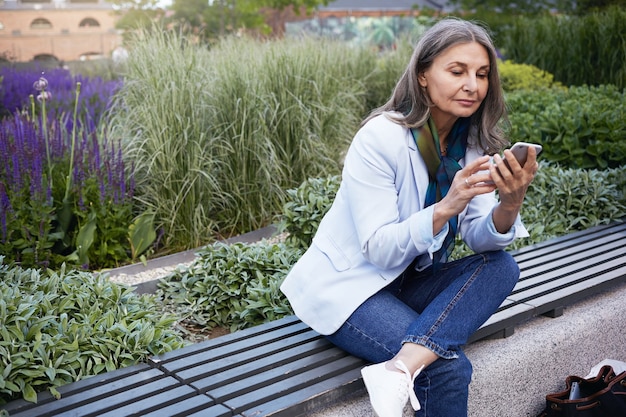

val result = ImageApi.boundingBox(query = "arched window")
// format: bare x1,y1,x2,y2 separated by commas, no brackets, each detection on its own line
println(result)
30,18,53,30
79,18,100,28
33,53,58,63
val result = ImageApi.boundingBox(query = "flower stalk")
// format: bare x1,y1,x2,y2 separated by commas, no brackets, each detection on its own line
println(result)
32,74,52,183
64,81,81,203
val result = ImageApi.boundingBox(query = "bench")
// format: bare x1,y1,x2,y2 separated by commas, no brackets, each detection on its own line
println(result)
3,220,626,417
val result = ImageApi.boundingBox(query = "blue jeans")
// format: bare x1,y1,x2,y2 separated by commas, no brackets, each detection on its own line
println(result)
326,250,519,417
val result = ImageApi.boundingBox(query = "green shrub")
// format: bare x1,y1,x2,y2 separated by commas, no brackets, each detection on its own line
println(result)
501,7,626,89
453,163,626,258
0,260,185,404
157,241,302,333
507,85,625,169
277,175,341,250
498,60,564,92
516,163,626,248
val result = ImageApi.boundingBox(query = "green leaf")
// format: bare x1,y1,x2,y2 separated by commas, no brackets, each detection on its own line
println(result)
128,211,157,260
49,386,61,400
23,383,37,403
75,210,98,266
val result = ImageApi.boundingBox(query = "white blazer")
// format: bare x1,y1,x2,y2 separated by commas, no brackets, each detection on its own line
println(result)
280,113,528,335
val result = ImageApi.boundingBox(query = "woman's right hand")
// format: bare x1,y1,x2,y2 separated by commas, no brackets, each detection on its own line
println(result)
432,155,495,235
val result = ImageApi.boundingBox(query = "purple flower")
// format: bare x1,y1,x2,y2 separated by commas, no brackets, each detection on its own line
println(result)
0,182,12,241
0,68,136,269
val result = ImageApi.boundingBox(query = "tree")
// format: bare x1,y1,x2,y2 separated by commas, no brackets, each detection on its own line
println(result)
450,0,624,14
109,0,161,12
169,0,330,40
109,0,164,33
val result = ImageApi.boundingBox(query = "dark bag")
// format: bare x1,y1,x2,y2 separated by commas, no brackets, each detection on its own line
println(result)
537,365,626,417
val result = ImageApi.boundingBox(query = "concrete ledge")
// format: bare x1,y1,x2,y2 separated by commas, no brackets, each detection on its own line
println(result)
466,279,626,417
307,280,626,417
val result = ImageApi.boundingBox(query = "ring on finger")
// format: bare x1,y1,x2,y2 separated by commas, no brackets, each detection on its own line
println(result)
465,178,471,187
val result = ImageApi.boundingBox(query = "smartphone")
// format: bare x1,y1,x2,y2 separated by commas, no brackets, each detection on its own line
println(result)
506,142,543,167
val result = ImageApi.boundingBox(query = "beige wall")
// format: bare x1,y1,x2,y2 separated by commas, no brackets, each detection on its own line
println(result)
0,7,122,62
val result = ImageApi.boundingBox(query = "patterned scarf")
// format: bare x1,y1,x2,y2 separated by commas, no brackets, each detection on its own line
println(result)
411,117,469,269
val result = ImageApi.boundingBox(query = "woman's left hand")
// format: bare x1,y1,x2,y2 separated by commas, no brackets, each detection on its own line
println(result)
489,146,539,211
488,146,539,234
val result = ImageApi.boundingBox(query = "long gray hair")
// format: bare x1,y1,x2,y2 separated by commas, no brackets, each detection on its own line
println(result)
364,18,509,154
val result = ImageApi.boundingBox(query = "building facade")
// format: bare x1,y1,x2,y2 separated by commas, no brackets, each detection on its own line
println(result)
316,0,452,18
0,0,122,62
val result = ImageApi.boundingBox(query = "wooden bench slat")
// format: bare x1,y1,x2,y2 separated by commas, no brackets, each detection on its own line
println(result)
1,363,152,415
515,234,626,275
220,356,365,414
154,320,312,374
138,394,226,417
199,346,361,401
188,339,343,392
512,257,626,301
162,329,322,380
184,405,240,417
515,240,625,284
5,366,166,417
151,316,306,364
239,368,364,417
515,264,626,315
512,222,626,260
95,385,200,417
59,376,184,417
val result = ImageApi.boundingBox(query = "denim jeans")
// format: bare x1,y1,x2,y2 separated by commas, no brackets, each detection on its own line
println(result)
325,250,519,417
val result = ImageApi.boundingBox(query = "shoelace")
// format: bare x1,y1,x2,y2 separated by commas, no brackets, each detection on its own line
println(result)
394,360,425,411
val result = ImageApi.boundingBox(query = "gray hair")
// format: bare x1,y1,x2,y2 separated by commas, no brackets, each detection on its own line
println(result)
364,17,509,154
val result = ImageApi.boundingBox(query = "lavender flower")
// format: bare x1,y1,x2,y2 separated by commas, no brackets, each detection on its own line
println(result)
0,69,138,270
0,182,12,241
1,66,121,127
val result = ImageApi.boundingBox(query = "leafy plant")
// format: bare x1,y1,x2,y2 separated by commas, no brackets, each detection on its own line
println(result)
157,241,302,332
277,175,341,250
452,163,626,258
498,60,564,92
506,85,625,169
0,259,185,405
518,163,626,244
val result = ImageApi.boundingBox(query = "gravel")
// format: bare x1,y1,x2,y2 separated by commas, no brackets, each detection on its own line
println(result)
107,263,190,287
106,229,288,288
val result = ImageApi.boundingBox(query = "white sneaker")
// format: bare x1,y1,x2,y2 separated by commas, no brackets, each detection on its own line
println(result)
361,360,424,417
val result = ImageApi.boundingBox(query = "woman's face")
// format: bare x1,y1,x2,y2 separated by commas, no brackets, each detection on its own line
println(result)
418,41,490,129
